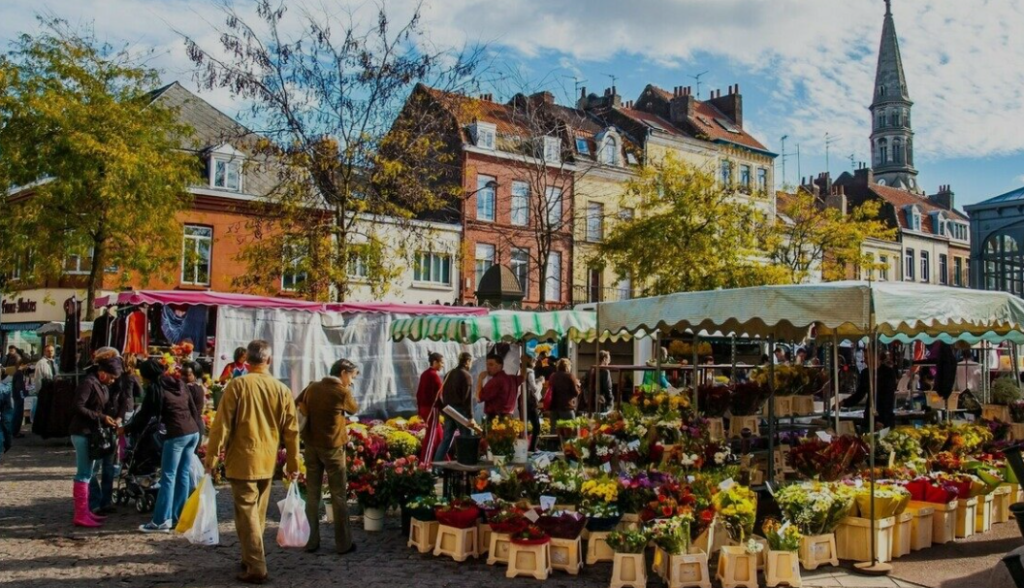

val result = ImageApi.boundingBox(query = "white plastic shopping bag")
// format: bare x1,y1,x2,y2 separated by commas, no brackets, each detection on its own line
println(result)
276,482,310,548
183,474,219,546
188,453,204,488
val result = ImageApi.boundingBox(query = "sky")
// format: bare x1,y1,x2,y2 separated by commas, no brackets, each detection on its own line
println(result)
3,0,1024,209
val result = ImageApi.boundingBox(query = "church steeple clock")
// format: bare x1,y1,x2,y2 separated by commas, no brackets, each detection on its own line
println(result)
870,0,920,193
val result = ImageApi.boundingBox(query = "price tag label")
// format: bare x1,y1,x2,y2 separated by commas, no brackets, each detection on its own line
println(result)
816,431,833,443
471,492,494,505
855,478,864,489
627,439,641,450
524,509,540,522
879,427,890,440
718,477,735,491
965,413,976,422
602,462,612,473
540,495,556,512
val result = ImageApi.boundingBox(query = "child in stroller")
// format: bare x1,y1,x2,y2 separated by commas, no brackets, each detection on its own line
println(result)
113,418,164,513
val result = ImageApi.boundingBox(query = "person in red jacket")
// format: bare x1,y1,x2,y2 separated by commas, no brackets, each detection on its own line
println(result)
416,353,444,461
477,352,517,423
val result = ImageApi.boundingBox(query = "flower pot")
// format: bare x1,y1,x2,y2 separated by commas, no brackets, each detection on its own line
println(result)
836,516,894,563
550,536,583,575
798,533,838,570
611,552,648,588
506,540,552,580
906,503,934,551
765,550,801,588
994,485,1013,524
408,519,439,554
434,524,479,562
667,549,712,588
363,507,385,532
716,545,757,588
455,435,481,465
911,499,956,544
587,514,623,532
955,497,978,539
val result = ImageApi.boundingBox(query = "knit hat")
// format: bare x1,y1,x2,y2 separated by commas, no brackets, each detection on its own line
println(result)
96,356,124,378
139,357,167,381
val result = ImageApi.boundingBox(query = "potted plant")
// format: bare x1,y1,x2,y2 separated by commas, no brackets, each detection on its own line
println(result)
774,482,851,569
537,510,587,540
435,497,481,529
510,523,550,545
387,457,436,534
762,518,802,588
406,495,446,522
486,415,524,463
712,485,757,544
349,469,390,532
607,530,649,588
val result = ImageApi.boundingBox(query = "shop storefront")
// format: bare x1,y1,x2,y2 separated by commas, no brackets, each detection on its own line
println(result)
0,289,94,358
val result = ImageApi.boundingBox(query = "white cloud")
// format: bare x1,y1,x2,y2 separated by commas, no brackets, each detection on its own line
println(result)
3,0,1023,165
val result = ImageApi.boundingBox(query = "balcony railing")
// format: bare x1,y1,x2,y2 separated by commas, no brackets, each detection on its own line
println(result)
572,284,634,305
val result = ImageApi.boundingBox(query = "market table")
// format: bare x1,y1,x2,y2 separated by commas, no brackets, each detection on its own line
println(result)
435,460,496,498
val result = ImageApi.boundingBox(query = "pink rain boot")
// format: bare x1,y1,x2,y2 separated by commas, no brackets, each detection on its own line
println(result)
73,482,102,528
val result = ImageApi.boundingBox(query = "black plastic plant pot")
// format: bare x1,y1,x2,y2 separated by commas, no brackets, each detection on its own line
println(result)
455,435,481,466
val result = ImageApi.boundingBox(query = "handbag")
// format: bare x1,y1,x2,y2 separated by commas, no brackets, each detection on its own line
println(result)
88,422,116,460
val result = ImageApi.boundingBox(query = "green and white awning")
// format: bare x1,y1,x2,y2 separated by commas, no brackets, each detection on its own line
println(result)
390,310,601,343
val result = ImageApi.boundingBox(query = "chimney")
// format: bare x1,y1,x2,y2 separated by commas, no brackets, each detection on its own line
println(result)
825,185,848,215
669,88,696,125
604,86,621,108
929,184,955,210
707,83,743,128
480,93,493,102
853,166,874,186
529,90,555,106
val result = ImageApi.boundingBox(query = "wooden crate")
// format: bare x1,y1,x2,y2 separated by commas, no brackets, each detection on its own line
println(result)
765,549,802,588
891,512,913,558
955,497,978,539
994,485,1014,524
486,532,512,566
549,536,582,575
666,549,712,588
799,533,838,570
716,545,758,588
774,396,793,417
434,524,479,562
707,418,725,442
611,552,647,588
910,500,957,544
728,415,760,438
906,504,934,551
836,421,856,437
408,519,439,554
791,395,815,416
585,531,615,565
506,540,552,580
975,493,994,534
983,404,1012,423
836,516,895,563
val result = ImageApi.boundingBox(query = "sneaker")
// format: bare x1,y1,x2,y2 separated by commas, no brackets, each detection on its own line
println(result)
139,521,172,534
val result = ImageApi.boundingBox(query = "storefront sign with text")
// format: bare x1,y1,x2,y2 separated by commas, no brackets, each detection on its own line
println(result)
1,298,38,314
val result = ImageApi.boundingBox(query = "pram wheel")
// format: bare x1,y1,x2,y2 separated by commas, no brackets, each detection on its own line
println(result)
114,489,128,505
144,493,155,512
135,496,148,514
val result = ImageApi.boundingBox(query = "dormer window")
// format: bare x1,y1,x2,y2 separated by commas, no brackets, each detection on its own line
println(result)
575,137,590,155
543,136,561,163
905,205,922,231
208,143,244,192
601,136,618,165
470,121,496,150
932,212,946,236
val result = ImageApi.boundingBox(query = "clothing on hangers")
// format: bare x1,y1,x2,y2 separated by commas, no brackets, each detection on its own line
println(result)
123,309,148,355
160,304,208,353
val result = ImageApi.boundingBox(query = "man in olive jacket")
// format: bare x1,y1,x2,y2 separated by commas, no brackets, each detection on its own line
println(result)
297,358,359,554
205,340,300,585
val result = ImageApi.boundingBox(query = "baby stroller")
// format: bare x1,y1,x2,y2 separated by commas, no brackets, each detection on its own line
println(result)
112,419,164,513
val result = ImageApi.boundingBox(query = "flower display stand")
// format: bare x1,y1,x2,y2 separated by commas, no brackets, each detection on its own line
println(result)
791,395,814,416
506,540,552,580
555,504,577,512
477,522,491,556
708,520,731,557
906,503,934,551
765,550,802,588
550,536,583,575
891,512,913,559
586,531,615,565
486,532,512,566
666,550,712,588
776,446,795,475
994,485,1013,524
748,468,765,486
910,500,956,544
798,533,838,570
752,536,769,570
773,396,793,418
1010,424,1024,441
707,418,725,441
716,545,758,588
611,552,647,588
408,519,439,554
955,497,978,539
728,416,760,438
982,404,1011,423
836,516,894,563
617,513,641,532
434,524,479,562
975,493,994,534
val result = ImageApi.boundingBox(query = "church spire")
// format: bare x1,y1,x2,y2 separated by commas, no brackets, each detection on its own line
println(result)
869,0,919,193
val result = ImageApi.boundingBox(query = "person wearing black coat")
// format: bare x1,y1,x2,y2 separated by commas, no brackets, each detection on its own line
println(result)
841,351,898,429
68,356,123,528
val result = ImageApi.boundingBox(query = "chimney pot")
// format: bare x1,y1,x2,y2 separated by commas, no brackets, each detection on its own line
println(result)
735,83,740,93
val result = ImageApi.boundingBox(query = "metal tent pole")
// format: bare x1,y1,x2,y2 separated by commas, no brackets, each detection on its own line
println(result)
854,331,891,575
833,336,841,432
767,334,776,485
730,335,737,384
692,333,700,412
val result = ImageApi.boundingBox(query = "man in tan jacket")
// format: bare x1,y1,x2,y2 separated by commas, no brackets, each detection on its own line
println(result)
297,358,359,554
205,340,299,585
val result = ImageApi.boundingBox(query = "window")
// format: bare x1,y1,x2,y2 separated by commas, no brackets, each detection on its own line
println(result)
904,248,915,281
511,248,529,294
616,272,633,301
878,139,889,164
879,255,889,281
921,250,930,283
546,187,562,226
877,112,885,128
893,139,902,163
757,168,768,192
720,160,732,186
588,268,602,303
601,136,617,165
347,247,369,279
586,202,604,242
739,165,752,190
511,181,529,226
64,254,92,276
181,225,212,286
543,137,561,163
476,175,496,222
950,222,968,241
983,234,1023,294
954,257,963,287
906,207,922,231
939,254,948,285
281,244,308,292
575,137,590,155
414,252,451,285
545,251,561,302
475,243,495,287
473,122,496,149
619,208,635,222
212,158,241,191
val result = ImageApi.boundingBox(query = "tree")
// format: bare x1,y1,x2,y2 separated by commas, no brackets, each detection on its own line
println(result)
767,189,896,283
0,19,197,319
183,1,482,301
598,155,786,296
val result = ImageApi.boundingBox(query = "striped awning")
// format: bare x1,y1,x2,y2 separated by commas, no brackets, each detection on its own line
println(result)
390,310,600,343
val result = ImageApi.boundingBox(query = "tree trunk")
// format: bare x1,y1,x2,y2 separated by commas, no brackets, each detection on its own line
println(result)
85,233,107,321
334,204,347,303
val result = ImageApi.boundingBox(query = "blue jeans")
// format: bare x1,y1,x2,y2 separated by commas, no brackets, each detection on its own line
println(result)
70,435,98,483
434,417,470,462
152,432,199,526
89,453,117,510
0,389,12,458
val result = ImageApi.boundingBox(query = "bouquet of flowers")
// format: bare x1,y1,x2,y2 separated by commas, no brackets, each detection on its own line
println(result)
618,471,660,514
406,495,447,521
774,482,854,536
488,505,529,534
712,485,757,543
385,430,421,458
435,497,481,529
581,475,620,504
510,524,549,545
548,461,586,504
582,500,621,531
629,384,687,416
647,514,693,555
607,529,649,554
851,483,911,519
877,428,923,464
730,381,770,416
904,477,958,504
788,435,868,481
537,510,587,539
697,384,732,418
386,456,434,506
762,518,801,552
349,469,390,509
486,415,524,458
346,424,388,476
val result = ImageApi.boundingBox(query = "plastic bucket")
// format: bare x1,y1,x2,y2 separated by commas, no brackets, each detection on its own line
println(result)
363,507,385,532
455,435,481,465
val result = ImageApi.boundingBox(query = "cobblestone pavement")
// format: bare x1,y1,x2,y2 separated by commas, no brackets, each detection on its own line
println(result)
1,435,925,588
